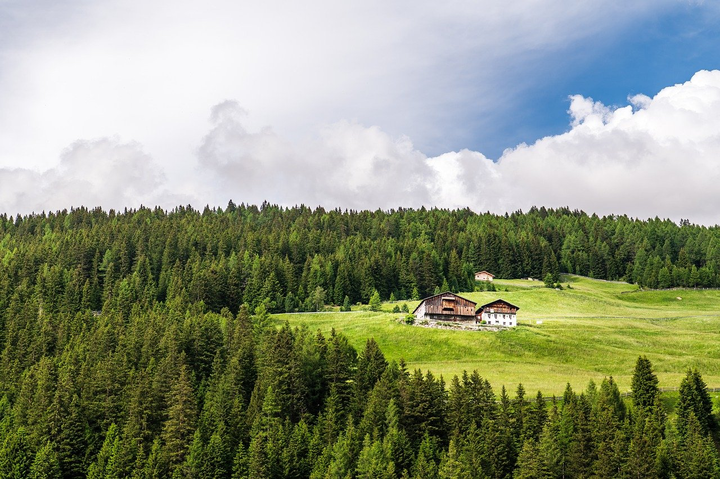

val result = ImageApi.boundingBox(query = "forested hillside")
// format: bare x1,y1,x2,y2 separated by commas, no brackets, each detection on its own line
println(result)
1,204,720,476
0,203,718,319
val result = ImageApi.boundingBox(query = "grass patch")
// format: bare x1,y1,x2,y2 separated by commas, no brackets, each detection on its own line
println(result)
274,276,720,395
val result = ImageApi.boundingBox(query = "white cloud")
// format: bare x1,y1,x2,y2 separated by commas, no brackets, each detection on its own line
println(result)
194,70,720,225
494,70,720,224
0,0,677,177
0,138,184,214
196,100,434,209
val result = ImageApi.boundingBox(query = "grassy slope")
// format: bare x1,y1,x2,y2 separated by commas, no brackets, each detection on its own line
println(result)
274,275,720,396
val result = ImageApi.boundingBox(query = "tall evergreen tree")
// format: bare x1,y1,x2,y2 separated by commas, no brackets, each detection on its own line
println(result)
631,356,659,411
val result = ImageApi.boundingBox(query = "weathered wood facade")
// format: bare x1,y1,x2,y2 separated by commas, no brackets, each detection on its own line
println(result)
413,292,477,322
477,299,519,327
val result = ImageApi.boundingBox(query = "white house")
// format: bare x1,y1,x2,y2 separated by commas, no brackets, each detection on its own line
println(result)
476,299,519,327
474,271,495,282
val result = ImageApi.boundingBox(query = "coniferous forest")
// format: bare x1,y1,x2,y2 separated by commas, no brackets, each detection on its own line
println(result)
1,204,720,477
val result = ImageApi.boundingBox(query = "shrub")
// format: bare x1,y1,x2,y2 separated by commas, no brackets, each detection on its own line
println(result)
405,314,415,325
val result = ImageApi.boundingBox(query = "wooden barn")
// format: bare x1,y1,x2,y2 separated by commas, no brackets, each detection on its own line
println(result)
413,292,477,322
474,271,495,281
477,299,519,327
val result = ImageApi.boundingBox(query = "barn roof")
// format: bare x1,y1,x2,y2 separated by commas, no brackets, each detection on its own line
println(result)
478,299,520,311
412,291,476,314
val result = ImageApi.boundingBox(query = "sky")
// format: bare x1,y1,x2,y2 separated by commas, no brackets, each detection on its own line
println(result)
1,0,720,223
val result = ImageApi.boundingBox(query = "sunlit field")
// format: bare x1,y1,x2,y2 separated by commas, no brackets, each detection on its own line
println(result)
274,275,720,396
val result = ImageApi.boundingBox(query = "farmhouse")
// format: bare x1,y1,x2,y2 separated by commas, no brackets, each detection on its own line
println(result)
474,271,495,282
413,292,476,322
477,299,519,327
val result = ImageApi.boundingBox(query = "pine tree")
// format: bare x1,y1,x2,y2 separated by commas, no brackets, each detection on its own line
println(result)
86,423,121,479
676,368,713,436
631,356,659,411
230,441,248,479
514,438,551,479
0,427,32,479
437,439,463,479
676,413,720,479
369,290,382,312
161,363,198,472
624,411,662,478
29,441,62,479
353,338,388,418
356,434,394,479
411,434,439,479
203,423,231,478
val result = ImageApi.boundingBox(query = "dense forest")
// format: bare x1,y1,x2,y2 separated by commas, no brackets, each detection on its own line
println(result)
1,203,720,477
0,203,719,317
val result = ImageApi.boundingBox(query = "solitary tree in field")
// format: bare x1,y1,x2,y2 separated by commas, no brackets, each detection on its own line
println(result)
369,290,381,312
631,356,659,411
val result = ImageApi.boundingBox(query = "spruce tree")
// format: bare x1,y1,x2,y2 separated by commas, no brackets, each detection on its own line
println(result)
369,290,382,312
631,356,659,411
676,368,713,436
411,434,439,479
514,439,551,479
29,441,62,479
160,363,198,472
676,413,720,479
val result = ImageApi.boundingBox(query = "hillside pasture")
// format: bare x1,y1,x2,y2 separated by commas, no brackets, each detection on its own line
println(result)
273,275,720,396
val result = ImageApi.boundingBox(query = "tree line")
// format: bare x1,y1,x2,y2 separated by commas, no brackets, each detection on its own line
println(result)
1,203,719,320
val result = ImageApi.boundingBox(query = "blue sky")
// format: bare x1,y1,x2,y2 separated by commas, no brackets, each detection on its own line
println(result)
458,2,720,159
1,1,720,223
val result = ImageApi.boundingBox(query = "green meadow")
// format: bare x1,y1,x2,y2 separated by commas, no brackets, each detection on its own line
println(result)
274,275,720,396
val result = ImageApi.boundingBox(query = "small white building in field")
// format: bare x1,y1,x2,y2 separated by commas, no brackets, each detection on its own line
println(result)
474,271,495,282
476,299,519,327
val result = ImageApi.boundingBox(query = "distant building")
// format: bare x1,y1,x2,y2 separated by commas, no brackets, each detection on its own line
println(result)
474,271,495,282
477,299,519,327
413,292,476,322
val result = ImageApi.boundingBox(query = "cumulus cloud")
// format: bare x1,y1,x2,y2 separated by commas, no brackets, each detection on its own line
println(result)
0,0,680,175
3,70,720,225
196,100,434,209
493,70,720,223
196,70,720,225
0,138,186,214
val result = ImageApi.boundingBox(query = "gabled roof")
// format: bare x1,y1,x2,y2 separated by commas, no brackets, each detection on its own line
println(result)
474,271,495,277
478,299,520,311
412,291,476,314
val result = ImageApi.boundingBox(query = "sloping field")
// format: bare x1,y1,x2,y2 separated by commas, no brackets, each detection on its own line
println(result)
274,275,720,396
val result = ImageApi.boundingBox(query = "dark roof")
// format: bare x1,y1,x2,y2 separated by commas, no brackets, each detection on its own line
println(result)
478,299,520,311
412,291,476,314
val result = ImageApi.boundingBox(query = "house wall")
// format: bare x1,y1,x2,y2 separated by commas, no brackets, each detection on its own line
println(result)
475,272,494,281
481,311,516,327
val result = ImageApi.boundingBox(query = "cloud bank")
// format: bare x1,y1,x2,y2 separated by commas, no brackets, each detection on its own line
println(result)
0,0,676,173
3,71,720,225
0,138,185,215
